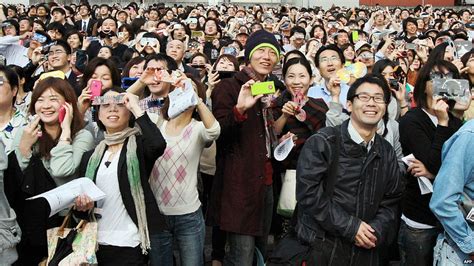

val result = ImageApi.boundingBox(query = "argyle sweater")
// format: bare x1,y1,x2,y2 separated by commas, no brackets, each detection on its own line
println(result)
149,119,220,215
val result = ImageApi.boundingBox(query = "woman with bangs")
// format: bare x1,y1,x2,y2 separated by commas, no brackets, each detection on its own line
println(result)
398,60,467,266
5,77,93,265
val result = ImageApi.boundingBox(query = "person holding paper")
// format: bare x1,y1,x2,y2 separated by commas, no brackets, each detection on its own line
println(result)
398,60,464,266
74,88,167,265
148,75,220,266
5,77,93,265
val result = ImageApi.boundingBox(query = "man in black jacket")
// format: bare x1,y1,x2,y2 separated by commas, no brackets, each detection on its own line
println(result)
74,3,96,36
296,75,402,266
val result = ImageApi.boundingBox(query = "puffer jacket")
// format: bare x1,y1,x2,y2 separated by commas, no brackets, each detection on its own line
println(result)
295,120,403,266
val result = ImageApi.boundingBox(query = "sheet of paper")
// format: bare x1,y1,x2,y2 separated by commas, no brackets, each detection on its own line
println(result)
274,136,295,161
27,177,106,217
402,154,433,195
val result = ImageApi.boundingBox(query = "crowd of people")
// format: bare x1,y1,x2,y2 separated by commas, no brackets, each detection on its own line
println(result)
0,1,473,266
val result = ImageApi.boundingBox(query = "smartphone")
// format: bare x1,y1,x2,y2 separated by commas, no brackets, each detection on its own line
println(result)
190,64,206,69
121,77,138,89
191,31,204,39
0,76,3,85
251,81,276,96
352,31,359,42
86,36,100,42
90,80,102,98
58,106,66,123
39,70,65,80
218,71,236,79
117,32,125,38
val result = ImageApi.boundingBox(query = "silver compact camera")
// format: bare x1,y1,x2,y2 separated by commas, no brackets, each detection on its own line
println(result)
432,78,471,105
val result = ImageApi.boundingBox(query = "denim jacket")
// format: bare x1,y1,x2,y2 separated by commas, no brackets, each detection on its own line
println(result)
430,119,474,255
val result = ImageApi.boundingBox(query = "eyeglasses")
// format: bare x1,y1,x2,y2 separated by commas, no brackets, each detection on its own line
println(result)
48,50,66,56
319,56,339,64
353,93,386,103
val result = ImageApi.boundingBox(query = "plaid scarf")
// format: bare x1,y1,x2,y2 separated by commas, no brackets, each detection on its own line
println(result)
84,127,151,254
242,66,278,158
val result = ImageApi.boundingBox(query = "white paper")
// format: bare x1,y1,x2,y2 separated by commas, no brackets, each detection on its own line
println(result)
402,154,433,195
27,177,106,217
274,136,295,161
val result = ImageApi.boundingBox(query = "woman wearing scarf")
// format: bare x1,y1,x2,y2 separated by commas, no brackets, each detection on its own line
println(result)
74,88,167,265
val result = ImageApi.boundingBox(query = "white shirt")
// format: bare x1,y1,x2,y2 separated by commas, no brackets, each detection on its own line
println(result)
347,120,375,152
96,149,141,247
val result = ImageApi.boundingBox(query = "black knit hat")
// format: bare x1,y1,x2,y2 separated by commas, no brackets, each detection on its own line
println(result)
244,29,281,60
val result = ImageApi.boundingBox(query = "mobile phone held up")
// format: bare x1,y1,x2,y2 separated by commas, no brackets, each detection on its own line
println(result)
251,81,276,96
58,106,66,123
90,80,102,99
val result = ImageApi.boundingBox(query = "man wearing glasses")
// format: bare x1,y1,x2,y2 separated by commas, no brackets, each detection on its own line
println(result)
308,44,350,108
296,74,402,265
27,40,81,96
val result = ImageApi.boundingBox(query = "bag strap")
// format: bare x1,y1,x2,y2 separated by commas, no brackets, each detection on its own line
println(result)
291,126,341,227
325,126,341,197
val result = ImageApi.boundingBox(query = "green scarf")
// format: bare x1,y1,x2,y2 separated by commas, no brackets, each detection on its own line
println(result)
85,127,150,254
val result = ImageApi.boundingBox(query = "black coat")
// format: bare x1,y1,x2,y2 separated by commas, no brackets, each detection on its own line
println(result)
4,153,63,265
77,113,168,235
74,18,97,36
295,120,403,266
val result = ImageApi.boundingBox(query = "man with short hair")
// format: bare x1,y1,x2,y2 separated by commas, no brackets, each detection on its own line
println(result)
98,4,111,20
308,44,350,108
166,39,200,78
335,29,350,48
296,74,402,265
85,17,127,62
208,30,281,265
74,4,96,36
28,40,81,95
127,54,178,119
282,26,306,52
51,7,74,32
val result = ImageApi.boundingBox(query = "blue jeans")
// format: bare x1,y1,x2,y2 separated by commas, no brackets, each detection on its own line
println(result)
433,233,472,265
149,208,205,266
398,220,441,266
224,185,273,266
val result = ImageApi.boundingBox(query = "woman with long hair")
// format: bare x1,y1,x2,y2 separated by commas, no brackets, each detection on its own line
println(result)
5,78,93,265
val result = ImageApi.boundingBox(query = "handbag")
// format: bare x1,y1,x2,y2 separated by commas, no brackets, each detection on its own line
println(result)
277,170,297,218
46,209,98,266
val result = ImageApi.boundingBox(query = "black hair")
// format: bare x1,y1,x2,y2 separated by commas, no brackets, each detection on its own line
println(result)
402,17,418,35
282,57,313,78
46,22,66,38
81,57,122,89
414,60,460,109
314,44,345,68
94,87,135,131
0,65,19,106
290,25,306,37
426,42,450,65
309,24,327,44
347,74,391,105
52,39,72,54
372,59,397,76
283,49,305,64
144,53,178,71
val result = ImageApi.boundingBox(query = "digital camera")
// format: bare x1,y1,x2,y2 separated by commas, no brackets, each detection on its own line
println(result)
432,78,471,105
